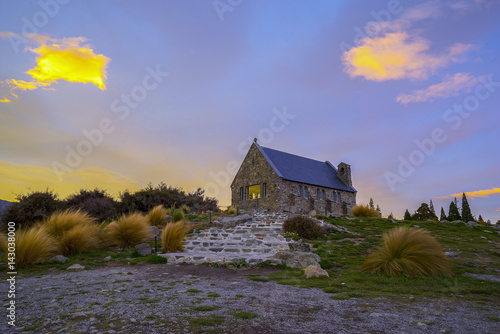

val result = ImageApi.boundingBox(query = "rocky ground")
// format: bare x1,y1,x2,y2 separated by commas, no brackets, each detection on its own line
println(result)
1,263,499,334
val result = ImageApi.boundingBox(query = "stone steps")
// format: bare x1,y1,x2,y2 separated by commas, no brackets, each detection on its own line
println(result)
157,216,292,265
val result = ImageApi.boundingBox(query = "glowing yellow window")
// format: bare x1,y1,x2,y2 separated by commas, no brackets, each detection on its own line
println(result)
248,185,261,199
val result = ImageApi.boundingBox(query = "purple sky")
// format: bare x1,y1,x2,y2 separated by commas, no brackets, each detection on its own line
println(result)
1,0,499,221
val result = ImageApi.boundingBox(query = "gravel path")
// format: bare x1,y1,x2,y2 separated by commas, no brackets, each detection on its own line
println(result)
1,263,499,333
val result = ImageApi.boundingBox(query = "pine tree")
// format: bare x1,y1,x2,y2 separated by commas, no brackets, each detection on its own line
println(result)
461,193,474,222
448,201,461,221
412,203,437,221
404,209,411,220
429,200,436,216
388,212,394,219
376,204,381,217
440,207,447,221
369,198,374,210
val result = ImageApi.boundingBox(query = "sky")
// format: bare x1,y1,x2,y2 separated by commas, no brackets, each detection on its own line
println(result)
0,0,499,222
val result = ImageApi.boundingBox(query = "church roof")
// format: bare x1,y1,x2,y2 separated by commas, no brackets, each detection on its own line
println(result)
256,143,356,192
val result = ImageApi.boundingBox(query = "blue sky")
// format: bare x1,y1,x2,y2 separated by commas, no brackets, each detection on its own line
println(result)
1,0,499,221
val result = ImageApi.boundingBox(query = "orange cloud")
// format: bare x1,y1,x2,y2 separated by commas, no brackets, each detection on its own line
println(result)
435,187,500,200
396,73,478,104
496,208,500,212
0,34,110,102
0,160,140,202
0,98,10,103
342,32,471,81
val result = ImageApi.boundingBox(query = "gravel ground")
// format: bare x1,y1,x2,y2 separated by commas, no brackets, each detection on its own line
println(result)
1,263,499,334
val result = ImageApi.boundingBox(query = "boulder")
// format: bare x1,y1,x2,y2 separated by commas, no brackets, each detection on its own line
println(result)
288,242,311,252
304,265,329,278
214,214,252,228
444,251,459,257
49,255,69,263
271,251,320,269
165,215,172,223
135,243,152,256
466,221,478,228
67,264,84,270
104,256,112,261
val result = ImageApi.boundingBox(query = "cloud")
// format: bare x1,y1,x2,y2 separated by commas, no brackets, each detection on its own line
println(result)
435,187,500,200
496,208,500,212
0,160,140,201
341,2,472,82
396,73,478,104
0,34,110,102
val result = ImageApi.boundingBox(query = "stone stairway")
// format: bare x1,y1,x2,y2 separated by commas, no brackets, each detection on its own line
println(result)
157,214,293,265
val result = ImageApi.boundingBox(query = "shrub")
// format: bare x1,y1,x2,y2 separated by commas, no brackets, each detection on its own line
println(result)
162,221,188,252
283,215,325,239
181,204,190,214
105,213,152,247
352,204,379,218
1,190,61,229
64,189,118,223
147,205,167,227
360,226,453,278
58,224,100,256
172,210,184,223
0,227,55,267
43,209,96,239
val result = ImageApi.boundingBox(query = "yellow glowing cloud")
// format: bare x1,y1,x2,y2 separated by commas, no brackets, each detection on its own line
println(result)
27,40,110,89
0,160,140,202
436,187,500,200
396,73,478,104
343,32,469,81
0,35,110,102
0,98,10,103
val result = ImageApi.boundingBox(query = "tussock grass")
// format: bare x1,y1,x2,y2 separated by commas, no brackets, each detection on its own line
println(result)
352,204,380,218
360,226,453,278
58,224,100,255
44,209,96,239
162,221,188,252
1,227,55,267
171,210,184,223
105,213,152,247
181,204,190,214
147,205,167,227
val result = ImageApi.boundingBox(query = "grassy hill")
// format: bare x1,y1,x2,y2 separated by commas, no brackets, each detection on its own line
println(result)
268,216,500,303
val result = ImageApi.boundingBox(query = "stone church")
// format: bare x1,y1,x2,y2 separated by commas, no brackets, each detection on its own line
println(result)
230,140,357,215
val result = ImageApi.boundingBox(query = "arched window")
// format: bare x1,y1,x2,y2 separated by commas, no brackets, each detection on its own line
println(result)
316,188,320,199
298,185,302,197
338,192,342,202
321,189,325,200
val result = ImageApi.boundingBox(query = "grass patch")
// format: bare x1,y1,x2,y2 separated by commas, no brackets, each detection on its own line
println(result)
192,305,218,312
187,289,203,293
232,312,258,320
207,292,221,298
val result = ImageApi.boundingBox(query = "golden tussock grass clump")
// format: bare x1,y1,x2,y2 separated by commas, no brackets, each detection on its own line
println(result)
360,226,453,278
352,204,380,218
43,209,96,239
58,224,100,256
1,227,55,268
162,220,189,252
105,212,152,247
147,205,168,227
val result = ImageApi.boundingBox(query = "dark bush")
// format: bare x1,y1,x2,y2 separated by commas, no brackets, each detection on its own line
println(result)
64,189,118,223
283,215,325,240
118,183,218,214
1,190,62,229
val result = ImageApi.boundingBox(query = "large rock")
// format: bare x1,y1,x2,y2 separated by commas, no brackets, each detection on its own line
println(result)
271,251,320,269
49,255,69,263
466,221,478,228
135,243,152,256
214,214,252,228
288,242,311,252
304,265,329,278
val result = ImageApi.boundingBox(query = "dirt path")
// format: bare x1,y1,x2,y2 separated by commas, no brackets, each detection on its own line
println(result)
1,263,499,333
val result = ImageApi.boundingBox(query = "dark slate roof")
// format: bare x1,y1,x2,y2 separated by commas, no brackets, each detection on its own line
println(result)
257,144,356,192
